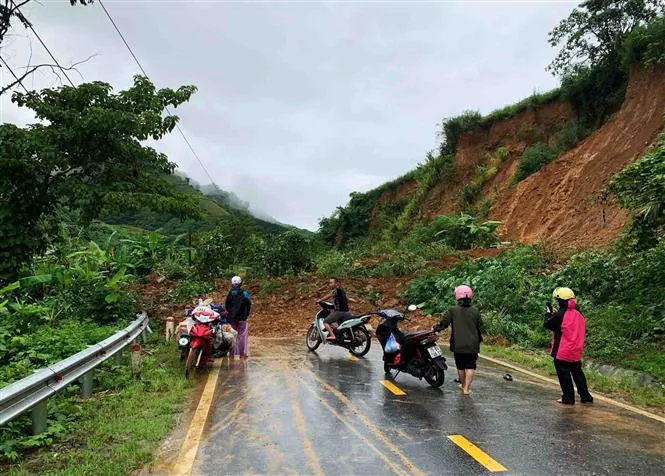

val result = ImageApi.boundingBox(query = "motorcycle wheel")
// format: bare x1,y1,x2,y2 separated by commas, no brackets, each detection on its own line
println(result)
349,327,371,357
184,348,201,379
306,324,321,351
424,362,445,387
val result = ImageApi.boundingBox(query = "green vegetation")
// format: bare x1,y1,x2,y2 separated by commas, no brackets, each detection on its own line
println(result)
405,243,665,382
607,132,665,247
513,143,558,183
3,340,188,473
0,76,199,283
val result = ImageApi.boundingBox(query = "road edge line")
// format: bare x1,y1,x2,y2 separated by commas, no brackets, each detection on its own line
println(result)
172,360,222,475
477,353,665,425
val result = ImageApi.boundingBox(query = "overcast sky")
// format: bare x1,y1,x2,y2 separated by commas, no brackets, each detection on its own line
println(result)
0,1,576,229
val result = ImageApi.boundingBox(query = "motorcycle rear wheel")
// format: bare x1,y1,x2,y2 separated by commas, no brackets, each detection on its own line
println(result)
424,362,445,387
306,324,321,351
185,348,201,379
349,327,371,357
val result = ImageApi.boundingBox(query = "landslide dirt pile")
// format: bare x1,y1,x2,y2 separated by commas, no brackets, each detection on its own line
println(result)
490,65,665,251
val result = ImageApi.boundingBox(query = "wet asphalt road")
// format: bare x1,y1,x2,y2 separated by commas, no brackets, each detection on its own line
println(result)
188,338,665,476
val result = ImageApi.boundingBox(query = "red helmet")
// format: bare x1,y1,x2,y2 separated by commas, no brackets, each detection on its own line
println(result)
454,285,474,300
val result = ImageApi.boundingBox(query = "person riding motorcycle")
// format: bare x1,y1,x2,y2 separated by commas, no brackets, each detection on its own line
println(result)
317,278,352,341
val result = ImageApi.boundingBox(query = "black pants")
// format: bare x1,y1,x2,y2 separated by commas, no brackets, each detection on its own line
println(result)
554,359,593,404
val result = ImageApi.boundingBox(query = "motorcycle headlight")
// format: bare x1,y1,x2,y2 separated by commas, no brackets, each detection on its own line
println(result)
178,336,189,346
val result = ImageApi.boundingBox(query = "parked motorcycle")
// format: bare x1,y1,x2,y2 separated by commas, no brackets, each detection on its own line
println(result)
178,300,221,378
306,301,373,357
376,306,447,387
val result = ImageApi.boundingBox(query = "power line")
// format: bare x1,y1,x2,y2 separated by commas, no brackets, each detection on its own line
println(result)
0,54,30,93
98,0,217,187
13,2,76,87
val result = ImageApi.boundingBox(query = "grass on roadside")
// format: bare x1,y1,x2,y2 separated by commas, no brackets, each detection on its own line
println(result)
482,344,665,410
3,338,189,476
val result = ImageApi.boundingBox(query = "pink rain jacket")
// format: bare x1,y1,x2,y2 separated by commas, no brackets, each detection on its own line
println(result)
550,299,586,362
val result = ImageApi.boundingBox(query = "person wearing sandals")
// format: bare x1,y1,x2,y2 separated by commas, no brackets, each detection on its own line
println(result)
434,285,483,395
545,287,593,405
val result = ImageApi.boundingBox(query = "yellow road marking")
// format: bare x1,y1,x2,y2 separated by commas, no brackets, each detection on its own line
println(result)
380,379,406,396
302,369,424,476
172,361,222,475
285,372,324,476
300,379,409,476
477,354,665,425
448,434,507,472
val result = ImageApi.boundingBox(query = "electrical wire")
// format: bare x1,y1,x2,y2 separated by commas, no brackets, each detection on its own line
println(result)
98,0,218,187
0,54,30,93
13,1,76,87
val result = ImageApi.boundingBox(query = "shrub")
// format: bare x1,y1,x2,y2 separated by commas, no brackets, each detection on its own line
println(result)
432,214,501,250
263,230,313,276
607,134,665,246
314,249,351,277
551,119,588,153
168,280,216,303
513,143,557,183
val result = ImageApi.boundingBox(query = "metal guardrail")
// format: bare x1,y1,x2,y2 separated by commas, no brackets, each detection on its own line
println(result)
0,312,149,434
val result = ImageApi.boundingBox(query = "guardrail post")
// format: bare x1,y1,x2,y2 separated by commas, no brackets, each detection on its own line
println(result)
31,400,47,435
141,328,148,343
115,349,123,365
131,342,141,377
80,370,93,398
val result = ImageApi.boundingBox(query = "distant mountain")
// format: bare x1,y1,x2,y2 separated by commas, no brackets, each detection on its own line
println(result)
105,172,291,236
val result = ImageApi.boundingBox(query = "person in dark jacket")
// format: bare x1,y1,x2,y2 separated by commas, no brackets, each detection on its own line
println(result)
435,285,483,395
317,278,352,341
225,275,252,358
545,287,593,405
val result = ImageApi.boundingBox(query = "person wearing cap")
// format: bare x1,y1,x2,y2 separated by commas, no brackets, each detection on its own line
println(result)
545,287,593,405
434,285,483,395
225,276,252,358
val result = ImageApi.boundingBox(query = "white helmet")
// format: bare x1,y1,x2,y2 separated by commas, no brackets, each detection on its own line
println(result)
231,276,242,287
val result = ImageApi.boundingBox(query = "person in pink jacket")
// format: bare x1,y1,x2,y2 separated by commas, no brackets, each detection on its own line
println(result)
544,287,594,405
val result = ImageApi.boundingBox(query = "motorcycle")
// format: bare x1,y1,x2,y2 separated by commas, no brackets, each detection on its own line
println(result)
178,300,222,378
376,306,447,388
306,301,373,357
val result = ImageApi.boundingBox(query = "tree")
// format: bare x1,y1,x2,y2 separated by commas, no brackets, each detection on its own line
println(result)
0,75,199,282
1,1,92,94
547,0,664,77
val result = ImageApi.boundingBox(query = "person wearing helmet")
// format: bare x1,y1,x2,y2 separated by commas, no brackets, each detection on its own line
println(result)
434,285,483,395
225,276,252,358
545,287,593,405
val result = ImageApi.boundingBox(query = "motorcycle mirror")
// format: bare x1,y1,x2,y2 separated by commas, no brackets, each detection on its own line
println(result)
407,304,417,312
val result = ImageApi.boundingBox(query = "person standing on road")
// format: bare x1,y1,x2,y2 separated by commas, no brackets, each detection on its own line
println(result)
225,276,252,358
545,287,593,405
318,277,352,341
434,285,483,395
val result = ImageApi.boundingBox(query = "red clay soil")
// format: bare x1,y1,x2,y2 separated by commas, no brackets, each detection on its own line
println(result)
490,65,665,252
